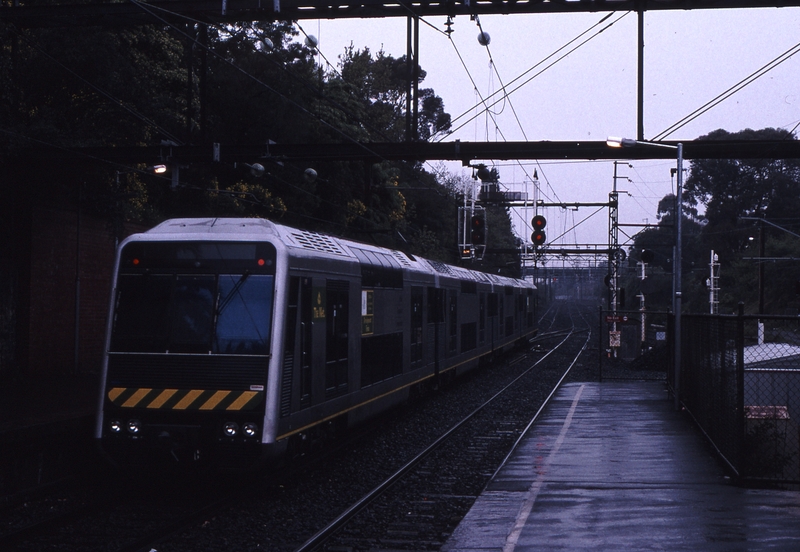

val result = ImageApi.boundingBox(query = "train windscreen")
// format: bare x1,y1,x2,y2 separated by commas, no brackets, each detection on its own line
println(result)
110,241,275,355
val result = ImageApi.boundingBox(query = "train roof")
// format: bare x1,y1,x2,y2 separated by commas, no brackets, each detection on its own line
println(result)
135,218,535,290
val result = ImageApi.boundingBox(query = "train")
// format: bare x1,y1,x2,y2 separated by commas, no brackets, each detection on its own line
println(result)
95,217,537,467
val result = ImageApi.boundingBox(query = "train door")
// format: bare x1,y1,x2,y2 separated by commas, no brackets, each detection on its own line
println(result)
498,292,505,337
299,278,313,407
325,280,349,397
448,290,457,355
487,292,498,349
410,287,423,364
527,290,535,329
479,293,486,345
427,287,445,381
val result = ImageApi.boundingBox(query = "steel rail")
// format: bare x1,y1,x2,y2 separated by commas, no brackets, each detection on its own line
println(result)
293,305,592,552
491,303,594,478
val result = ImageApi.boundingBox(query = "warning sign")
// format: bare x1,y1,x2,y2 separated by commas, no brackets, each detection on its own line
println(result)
361,289,374,335
605,315,628,323
312,288,326,320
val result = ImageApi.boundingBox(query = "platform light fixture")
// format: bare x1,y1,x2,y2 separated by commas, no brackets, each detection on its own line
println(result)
608,136,683,412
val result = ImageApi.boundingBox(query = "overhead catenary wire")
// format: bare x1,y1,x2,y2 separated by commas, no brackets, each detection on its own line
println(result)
440,11,630,242
470,14,565,224
444,16,562,210
652,38,800,141
442,12,628,138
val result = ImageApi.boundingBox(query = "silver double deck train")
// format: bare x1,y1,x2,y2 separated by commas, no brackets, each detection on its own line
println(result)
95,218,537,466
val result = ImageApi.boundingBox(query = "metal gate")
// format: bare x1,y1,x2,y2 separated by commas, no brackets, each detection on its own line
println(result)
599,308,671,381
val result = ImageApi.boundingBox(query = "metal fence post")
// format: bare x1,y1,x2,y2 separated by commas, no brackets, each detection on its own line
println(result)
598,305,603,381
736,302,745,476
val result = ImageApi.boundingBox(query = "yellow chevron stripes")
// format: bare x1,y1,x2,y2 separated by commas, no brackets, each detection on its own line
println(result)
147,389,178,409
174,389,204,410
123,388,153,408
227,391,259,411
107,387,263,411
199,390,231,411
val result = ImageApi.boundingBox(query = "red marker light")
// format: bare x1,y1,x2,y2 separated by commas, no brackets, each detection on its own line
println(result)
132,258,140,266
257,259,265,266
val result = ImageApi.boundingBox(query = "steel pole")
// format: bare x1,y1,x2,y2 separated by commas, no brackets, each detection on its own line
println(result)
674,143,683,411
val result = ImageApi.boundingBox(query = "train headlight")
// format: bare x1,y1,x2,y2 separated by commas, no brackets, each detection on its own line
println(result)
223,422,239,437
109,419,123,433
242,423,259,438
127,419,141,434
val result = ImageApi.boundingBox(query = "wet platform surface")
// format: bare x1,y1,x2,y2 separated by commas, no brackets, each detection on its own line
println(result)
443,381,800,551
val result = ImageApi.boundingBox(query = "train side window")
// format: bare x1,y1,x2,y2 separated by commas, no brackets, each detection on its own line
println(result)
361,333,402,387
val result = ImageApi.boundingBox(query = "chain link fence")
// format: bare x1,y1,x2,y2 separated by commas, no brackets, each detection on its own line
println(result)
681,309,800,486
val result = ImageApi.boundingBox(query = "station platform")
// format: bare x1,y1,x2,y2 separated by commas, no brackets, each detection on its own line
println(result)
443,381,800,551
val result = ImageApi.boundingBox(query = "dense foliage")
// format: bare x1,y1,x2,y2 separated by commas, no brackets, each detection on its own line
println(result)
1,21,519,273
624,127,800,315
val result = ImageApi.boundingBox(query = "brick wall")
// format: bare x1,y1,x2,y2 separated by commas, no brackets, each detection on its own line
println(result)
26,207,117,375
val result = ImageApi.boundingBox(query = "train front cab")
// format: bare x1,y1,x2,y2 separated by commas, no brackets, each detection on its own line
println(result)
97,236,278,468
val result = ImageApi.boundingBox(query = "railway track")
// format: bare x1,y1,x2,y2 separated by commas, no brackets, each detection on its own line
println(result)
295,300,594,551
0,299,598,552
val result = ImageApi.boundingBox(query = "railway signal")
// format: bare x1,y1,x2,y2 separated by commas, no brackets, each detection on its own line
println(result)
531,215,546,247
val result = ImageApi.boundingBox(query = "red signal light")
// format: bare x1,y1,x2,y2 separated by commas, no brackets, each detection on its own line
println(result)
531,215,546,247
531,230,546,247
470,214,486,245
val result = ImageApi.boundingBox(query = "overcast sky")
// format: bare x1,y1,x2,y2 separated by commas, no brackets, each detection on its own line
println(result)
297,7,800,255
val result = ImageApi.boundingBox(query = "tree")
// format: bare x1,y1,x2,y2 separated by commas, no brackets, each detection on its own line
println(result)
684,128,800,261
418,88,451,141
1,21,514,270
626,189,705,313
678,127,800,313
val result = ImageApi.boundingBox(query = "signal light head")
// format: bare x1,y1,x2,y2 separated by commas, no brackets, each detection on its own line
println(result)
470,214,486,245
531,230,546,247
532,215,546,230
